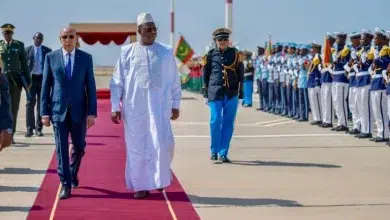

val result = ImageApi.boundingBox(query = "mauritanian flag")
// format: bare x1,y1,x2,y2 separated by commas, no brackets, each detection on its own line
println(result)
174,35,194,64
265,36,272,59
323,36,333,65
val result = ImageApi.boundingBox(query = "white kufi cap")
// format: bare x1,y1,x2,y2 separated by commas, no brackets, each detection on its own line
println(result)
137,12,154,26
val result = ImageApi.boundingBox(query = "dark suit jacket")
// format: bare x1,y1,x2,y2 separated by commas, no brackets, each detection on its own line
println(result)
25,45,52,74
40,48,97,123
0,73,13,130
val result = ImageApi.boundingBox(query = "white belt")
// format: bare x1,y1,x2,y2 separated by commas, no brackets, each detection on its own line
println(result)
356,71,369,76
333,71,345,75
244,72,253,76
348,73,355,77
372,74,383,79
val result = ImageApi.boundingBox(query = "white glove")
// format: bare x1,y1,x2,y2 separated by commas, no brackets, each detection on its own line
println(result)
361,53,367,63
351,50,357,60
374,50,379,60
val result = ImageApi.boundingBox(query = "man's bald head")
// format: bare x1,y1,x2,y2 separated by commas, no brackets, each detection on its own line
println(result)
60,27,76,36
60,27,78,52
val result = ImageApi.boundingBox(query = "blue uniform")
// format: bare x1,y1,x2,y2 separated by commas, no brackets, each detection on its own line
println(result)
267,54,276,113
256,55,268,110
242,58,254,106
297,54,310,121
202,46,244,159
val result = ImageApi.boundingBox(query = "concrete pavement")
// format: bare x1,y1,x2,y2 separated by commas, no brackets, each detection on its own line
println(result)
0,75,389,219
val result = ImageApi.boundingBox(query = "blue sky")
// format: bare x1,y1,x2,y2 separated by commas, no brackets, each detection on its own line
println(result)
2,0,389,65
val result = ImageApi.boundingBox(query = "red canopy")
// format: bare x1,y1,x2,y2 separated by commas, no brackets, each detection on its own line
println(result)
69,22,137,45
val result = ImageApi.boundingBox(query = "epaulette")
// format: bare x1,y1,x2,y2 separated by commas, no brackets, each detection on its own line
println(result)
331,48,336,53
379,45,390,57
312,54,320,65
201,54,208,66
367,48,375,60
340,46,350,58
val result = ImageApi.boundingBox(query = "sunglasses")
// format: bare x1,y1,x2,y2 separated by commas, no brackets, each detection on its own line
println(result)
61,35,76,40
217,38,229,42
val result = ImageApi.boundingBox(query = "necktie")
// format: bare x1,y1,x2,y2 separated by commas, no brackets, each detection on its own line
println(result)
34,48,40,73
65,53,71,80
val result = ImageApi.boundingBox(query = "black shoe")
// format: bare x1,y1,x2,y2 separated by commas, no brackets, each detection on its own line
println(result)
348,128,360,135
25,130,33,137
35,130,44,137
210,153,218,161
321,123,333,128
336,126,349,132
358,133,372,139
310,121,321,125
219,156,231,163
371,137,389,142
59,186,71,199
71,178,79,189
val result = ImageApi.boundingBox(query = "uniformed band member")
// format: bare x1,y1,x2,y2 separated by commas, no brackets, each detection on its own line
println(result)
0,57,13,151
369,28,389,142
331,32,350,131
344,31,362,133
25,32,52,137
355,29,374,138
255,47,267,110
202,28,244,163
0,23,31,143
319,33,336,128
307,43,322,124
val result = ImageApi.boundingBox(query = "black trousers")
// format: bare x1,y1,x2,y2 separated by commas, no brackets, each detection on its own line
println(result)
26,75,43,132
53,108,87,188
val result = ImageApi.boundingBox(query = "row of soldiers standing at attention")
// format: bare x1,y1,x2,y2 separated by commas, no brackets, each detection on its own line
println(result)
246,28,390,145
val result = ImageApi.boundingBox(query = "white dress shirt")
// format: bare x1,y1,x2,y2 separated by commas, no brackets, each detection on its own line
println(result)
62,48,75,76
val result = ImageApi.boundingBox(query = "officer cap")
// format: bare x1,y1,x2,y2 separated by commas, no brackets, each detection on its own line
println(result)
326,32,336,40
361,29,374,38
257,46,264,50
288,42,297,49
301,44,310,50
334,32,347,38
374,27,389,40
1,23,15,33
348,31,361,39
212,28,231,39
311,42,321,49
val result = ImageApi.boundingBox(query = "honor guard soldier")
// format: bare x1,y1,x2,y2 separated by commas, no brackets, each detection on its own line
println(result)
344,31,362,134
202,28,244,163
242,50,254,107
307,43,322,124
0,23,31,143
266,45,276,113
319,32,336,128
296,44,310,121
0,55,13,151
355,29,375,139
368,28,390,142
286,43,298,118
331,32,350,132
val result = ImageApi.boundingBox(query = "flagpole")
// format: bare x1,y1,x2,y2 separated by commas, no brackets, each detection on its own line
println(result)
225,0,233,41
170,0,175,47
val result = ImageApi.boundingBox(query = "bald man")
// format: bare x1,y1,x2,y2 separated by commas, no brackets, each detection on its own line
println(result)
41,27,97,199
25,32,52,137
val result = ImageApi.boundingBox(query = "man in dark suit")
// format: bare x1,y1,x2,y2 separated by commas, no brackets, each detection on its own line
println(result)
41,27,97,199
25,32,52,137
0,66,13,151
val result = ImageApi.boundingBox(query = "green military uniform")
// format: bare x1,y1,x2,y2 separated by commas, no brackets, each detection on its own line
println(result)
0,23,31,140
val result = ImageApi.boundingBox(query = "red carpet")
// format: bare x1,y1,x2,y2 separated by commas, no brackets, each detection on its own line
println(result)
27,98,200,220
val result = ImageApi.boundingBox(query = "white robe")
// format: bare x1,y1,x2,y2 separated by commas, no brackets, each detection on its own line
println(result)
109,42,182,191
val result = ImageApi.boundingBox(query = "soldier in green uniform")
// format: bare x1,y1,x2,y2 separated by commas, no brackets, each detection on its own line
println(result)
0,23,31,143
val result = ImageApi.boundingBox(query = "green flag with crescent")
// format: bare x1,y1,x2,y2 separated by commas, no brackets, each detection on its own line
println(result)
174,35,194,64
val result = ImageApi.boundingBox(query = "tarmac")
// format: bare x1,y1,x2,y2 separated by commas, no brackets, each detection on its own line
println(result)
1,75,390,219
